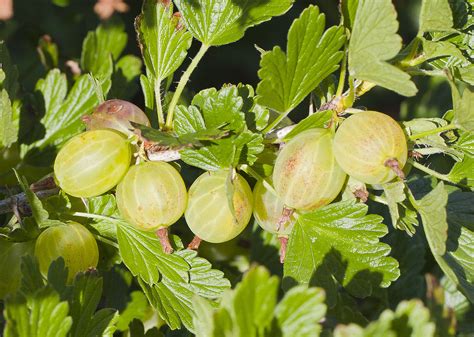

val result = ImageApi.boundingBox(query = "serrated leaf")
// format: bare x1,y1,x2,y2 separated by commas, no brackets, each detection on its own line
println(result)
24,70,99,153
137,0,192,82
81,19,127,78
382,181,406,229
257,5,345,113
275,286,327,337
4,288,73,337
174,105,206,135
19,255,45,296
334,300,435,337
116,221,189,285
452,85,474,132
448,155,474,187
283,201,400,307
174,0,293,46
283,110,333,141
454,131,474,157
140,249,230,331
419,0,454,33
0,89,17,147
418,184,474,302
68,271,117,337
422,38,467,63
0,240,35,299
348,0,417,97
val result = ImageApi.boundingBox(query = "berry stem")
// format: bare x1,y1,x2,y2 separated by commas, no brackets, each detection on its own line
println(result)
187,235,202,250
384,158,406,180
165,43,209,130
408,124,457,141
154,80,165,128
278,236,289,264
156,227,173,254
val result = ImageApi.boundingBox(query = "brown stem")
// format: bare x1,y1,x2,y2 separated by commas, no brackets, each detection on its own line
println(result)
30,176,56,192
385,158,406,180
278,236,289,264
353,188,369,203
187,235,202,250
156,227,173,254
0,188,59,215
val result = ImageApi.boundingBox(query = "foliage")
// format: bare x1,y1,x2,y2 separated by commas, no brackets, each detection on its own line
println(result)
0,0,473,336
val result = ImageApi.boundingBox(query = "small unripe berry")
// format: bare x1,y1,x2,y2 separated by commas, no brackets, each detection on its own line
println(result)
35,222,99,283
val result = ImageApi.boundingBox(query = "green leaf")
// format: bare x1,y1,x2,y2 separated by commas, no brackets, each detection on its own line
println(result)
0,41,19,99
116,222,190,285
275,286,327,337
334,299,435,337
341,0,359,29
69,271,117,337
422,38,467,63
174,0,294,46
0,240,35,299
448,155,474,187
283,110,333,141
138,0,192,83
417,184,474,302
283,201,400,307
116,291,150,331
454,131,474,157
81,19,127,78
0,89,17,147
382,181,414,232
348,0,417,97
24,69,99,152
4,288,73,337
174,105,206,135
419,0,453,33
256,5,345,113
452,86,474,132
110,55,142,100
140,249,230,331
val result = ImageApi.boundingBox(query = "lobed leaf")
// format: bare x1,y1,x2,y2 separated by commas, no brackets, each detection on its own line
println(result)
419,0,454,34
174,0,293,46
283,201,400,307
348,0,417,96
257,5,345,113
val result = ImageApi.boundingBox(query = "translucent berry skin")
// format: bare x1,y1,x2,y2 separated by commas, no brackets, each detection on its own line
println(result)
253,180,295,235
35,222,99,283
83,99,150,136
333,111,408,184
273,129,346,210
54,129,132,198
116,161,187,231
185,170,253,243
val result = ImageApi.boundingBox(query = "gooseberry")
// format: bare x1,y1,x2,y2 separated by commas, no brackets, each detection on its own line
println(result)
35,222,99,283
83,99,150,136
54,129,132,198
116,161,187,231
185,170,253,243
272,128,346,210
253,180,295,235
333,111,408,184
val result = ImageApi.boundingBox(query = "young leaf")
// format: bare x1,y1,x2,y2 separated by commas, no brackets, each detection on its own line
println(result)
417,184,474,302
348,0,417,97
419,0,454,34
256,5,345,114
4,288,73,337
283,201,400,307
334,300,436,337
174,0,294,46
69,271,118,337
25,70,99,152
452,86,474,132
137,0,192,82
275,286,327,337
140,249,230,331
116,221,190,285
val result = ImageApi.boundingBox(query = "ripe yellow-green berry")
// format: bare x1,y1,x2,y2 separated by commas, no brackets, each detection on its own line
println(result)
333,111,408,184
54,129,131,198
273,128,346,210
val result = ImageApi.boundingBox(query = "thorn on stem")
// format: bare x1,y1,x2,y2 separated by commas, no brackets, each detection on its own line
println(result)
187,235,202,250
156,227,173,254
385,158,405,180
278,236,288,264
